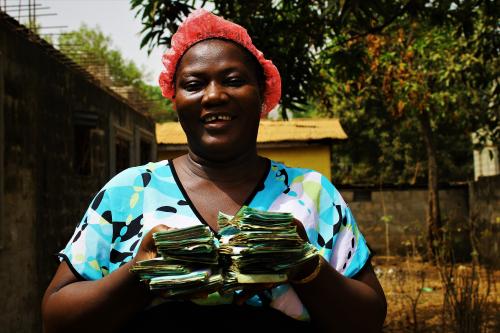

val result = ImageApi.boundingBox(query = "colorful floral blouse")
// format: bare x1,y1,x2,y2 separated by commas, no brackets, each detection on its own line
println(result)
59,159,371,321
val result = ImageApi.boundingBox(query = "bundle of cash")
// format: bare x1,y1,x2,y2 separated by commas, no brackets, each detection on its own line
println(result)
153,224,219,265
149,270,224,297
131,208,318,297
219,206,318,285
129,257,191,279
131,225,221,297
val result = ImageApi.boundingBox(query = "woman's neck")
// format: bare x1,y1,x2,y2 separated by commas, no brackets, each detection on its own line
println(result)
175,149,265,184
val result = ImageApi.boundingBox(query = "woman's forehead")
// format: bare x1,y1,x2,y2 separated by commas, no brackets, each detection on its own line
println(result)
176,39,255,75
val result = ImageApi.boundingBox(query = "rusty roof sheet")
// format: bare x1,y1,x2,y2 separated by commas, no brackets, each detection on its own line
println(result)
156,118,347,145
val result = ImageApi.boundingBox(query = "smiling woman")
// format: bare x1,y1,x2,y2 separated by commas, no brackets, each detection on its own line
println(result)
42,9,386,333
174,39,263,162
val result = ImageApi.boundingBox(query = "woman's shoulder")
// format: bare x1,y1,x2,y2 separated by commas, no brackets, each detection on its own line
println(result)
268,159,334,185
267,159,345,204
103,160,172,190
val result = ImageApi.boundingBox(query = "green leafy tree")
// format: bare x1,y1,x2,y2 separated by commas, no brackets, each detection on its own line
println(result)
130,0,499,257
57,24,176,122
130,0,496,119
317,9,498,257
130,0,420,119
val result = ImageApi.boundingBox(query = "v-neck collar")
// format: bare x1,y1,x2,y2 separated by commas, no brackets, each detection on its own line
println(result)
168,158,271,233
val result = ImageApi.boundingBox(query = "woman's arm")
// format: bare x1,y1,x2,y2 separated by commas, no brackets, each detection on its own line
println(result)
290,257,387,333
235,218,386,332
286,217,386,332
42,260,150,333
42,225,169,333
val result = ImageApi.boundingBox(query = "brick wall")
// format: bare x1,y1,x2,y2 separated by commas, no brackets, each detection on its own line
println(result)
0,15,154,332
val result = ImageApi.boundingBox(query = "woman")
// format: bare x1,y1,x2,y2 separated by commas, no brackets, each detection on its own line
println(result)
42,9,386,332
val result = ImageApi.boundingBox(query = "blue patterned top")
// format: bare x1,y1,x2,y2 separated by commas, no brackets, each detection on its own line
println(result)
59,159,370,321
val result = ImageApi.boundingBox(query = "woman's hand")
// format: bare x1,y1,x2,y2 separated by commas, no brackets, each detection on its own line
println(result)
42,224,172,333
292,217,309,242
233,217,311,305
132,224,171,264
287,218,321,282
131,225,212,301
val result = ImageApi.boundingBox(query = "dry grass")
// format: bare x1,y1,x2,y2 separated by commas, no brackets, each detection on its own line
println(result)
374,256,500,333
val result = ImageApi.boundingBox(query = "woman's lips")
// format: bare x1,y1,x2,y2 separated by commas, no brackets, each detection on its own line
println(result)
202,114,233,123
203,119,233,130
201,114,235,130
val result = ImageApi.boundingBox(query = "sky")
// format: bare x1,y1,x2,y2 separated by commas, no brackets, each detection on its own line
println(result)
3,0,166,85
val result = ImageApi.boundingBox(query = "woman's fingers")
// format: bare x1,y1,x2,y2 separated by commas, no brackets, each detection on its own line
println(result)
134,224,172,262
149,224,172,234
292,218,309,242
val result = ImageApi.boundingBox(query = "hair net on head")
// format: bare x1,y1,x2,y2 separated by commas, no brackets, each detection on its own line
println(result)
159,9,281,116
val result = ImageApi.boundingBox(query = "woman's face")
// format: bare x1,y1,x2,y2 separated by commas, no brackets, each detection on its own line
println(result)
174,39,263,161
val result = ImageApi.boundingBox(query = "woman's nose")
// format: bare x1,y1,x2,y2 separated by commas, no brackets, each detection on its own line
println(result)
201,81,228,106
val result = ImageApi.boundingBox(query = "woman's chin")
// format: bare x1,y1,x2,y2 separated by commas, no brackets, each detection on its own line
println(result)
190,141,256,162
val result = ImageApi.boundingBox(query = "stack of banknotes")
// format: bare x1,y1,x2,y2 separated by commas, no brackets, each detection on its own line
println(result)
131,207,317,297
219,206,318,286
130,225,222,297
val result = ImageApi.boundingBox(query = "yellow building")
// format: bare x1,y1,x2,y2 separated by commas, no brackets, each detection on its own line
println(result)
156,119,347,179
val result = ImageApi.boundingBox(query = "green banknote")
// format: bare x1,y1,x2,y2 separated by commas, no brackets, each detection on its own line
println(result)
219,206,318,285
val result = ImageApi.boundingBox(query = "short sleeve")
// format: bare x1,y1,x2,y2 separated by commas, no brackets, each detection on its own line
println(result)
58,188,113,280
58,164,168,280
314,175,371,278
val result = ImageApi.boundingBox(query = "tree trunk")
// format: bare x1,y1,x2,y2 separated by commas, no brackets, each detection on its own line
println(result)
281,105,288,120
418,109,442,260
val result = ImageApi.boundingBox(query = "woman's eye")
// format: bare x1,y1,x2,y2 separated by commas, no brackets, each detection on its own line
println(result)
225,77,245,87
183,81,203,91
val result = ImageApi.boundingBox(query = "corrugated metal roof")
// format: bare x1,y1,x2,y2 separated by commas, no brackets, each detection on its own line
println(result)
156,119,347,145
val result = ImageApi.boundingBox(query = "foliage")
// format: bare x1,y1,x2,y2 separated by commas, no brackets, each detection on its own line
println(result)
129,0,420,118
130,0,323,118
58,24,142,85
318,7,498,185
129,0,498,253
138,83,177,122
57,24,176,122
129,1,498,246
317,5,498,256
130,0,498,119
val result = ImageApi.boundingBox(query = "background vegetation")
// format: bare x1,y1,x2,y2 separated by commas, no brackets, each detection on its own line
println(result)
51,1,498,262
54,24,177,122
130,0,498,258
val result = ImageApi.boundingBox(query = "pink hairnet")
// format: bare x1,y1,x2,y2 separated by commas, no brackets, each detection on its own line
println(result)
159,9,281,115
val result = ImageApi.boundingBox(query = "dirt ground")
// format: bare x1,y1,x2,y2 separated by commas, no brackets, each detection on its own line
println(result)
373,257,500,333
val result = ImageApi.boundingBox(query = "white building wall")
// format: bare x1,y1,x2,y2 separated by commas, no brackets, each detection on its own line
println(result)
473,143,499,180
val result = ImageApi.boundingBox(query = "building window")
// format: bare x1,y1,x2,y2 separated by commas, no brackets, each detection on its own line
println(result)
73,111,98,176
140,139,152,165
115,136,131,174
74,125,92,175
135,127,155,166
